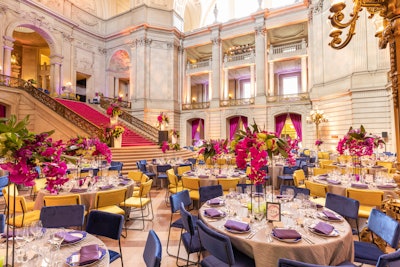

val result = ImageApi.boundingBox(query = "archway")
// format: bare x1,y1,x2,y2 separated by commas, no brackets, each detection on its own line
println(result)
108,50,130,100
227,115,248,140
188,118,204,146
275,113,302,141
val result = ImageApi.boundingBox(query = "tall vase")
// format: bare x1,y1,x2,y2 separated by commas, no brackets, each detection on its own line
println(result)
110,115,118,125
160,123,166,131
5,183,17,267
113,136,122,148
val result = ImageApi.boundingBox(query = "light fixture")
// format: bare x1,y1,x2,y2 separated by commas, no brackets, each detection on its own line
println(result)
328,0,400,170
306,107,328,140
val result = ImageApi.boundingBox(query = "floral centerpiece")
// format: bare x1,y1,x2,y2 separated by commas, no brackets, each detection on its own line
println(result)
112,125,125,138
160,129,180,153
232,121,297,185
156,112,169,130
315,139,323,147
65,136,112,163
106,103,122,117
336,125,385,157
198,139,229,163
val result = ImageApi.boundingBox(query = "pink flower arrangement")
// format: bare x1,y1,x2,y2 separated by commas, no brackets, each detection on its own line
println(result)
198,139,229,162
232,121,297,185
315,139,323,146
336,125,384,157
66,136,112,163
106,103,122,117
157,112,169,124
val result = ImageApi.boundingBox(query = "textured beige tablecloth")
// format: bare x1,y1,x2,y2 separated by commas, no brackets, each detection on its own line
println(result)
200,203,354,267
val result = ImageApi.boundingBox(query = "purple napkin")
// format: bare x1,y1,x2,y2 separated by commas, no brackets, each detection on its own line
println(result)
185,172,195,176
377,184,397,189
119,179,129,185
204,208,222,217
313,222,334,235
231,173,240,177
99,185,114,190
224,220,250,232
57,232,82,244
216,175,227,178
351,183,368,189
208,198,223,205
322,210,341,220
318,175,327,180
198,175,209,178
327,179,341,185
272,228,301,239
79,244,100,265
372,165,384,168
70,188,87,193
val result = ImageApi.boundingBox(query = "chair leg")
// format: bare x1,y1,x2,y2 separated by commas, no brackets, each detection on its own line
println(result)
124,201,154,231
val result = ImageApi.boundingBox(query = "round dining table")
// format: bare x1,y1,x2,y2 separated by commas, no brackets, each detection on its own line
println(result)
199,196,354,267
1,228,109,267
33,178,135,211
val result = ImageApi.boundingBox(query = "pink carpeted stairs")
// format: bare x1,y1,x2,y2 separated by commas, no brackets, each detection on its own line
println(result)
56,99,155,146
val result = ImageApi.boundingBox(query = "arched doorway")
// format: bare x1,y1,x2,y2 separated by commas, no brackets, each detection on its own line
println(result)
275,113,302,141
189,118,204,146
108,50,130,100
227,116,248,140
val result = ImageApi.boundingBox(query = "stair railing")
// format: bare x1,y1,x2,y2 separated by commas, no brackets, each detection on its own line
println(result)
0,75,104,138
100,97,159,143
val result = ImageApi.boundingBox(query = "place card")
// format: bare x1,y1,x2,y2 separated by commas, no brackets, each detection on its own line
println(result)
266,202,281,222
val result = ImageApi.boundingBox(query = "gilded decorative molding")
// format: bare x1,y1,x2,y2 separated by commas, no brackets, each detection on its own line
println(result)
131,38,153,48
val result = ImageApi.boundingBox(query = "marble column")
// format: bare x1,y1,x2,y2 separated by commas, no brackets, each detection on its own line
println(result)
301,56,308,93
269,61,274,96
2,36,14,78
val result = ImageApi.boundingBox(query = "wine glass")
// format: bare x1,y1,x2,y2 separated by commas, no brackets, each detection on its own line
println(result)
48,228,65,251
30,220,43,240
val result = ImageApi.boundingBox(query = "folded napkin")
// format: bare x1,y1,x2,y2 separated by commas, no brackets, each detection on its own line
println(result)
318,175,328,180
70,188,87,193
351,183,368,189
372,165,384,168
313,222,334,235
377,184,397,189
198,175,209,178
204,208,222,217
119,179,129,185
231,173,240,177
224,220,250,232
327,179,341,185
99,185,114,190
185,172,195,176
272,228,301,239
208,198,223,205
56,232,82,244
216,175,227,178
322,210,341,221
79,244,100,265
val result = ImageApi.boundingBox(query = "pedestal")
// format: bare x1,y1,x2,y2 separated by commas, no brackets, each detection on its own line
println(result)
110,116,118,125
160,123,166,131
158,131,168,145
113,136,122,148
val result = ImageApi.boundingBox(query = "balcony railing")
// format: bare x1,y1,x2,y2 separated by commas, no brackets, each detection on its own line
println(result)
267,92,310,103
100,96,132,109
220,97,255,107
269,40,307,61
182,101,210,110
224,52,255,68
186,59,212,75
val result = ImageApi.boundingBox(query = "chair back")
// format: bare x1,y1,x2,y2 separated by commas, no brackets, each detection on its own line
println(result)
217,178,240,191
2,183,19,196
278,258,328,267
312,168,328,176
236,183,263,194
40,205,85,228
167,169,178,187
138,179,153,198
4,193,28,213
346,188,383,206
293,170,305,186
280,185,310,197
95,188,127,209
127,170,143,183
376,249,400,267
0,176,9,196
0,214,5,233
156,164,172,173
179,202,196,235
187,158,197,165
304,180,327,198
196,220,235,265
86,210,124,240
170,190,192,213
137,162,148,172
283,166,298,175
177,165,192,176
325,193,359,220
368,208,400,248
199,185,223,203
43,194,81,206
181,177,200,190
143,230,162,267
376,161,393,170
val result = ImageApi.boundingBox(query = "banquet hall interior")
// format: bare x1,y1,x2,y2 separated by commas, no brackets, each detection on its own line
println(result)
1,0,400,266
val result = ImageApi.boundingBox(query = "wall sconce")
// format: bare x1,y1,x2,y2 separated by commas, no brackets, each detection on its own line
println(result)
306,106,328,140
228,94,232,100
192,97,196,103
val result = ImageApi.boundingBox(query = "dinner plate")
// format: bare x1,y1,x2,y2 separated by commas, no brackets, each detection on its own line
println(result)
206,199,225,206
271,232,302,243
308,226,340,237
66,247,106,266
224,226,251,234
317,212,344,222
61,231,87,246
203,210,226,219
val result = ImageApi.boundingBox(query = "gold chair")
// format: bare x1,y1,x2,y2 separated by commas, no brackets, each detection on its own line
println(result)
127,171,147,193
3,192,41,227
346,188,384,218
216,158,227,166
312,168,328,176
304,180,327,207
167,169,183,195
94,188,127,215
177,165,192,177
293,169,306,188
319,159,333,168
2,184,35,212
181,176,200,202
108,170,120,177
376,161,393,173
43,194,82,206
217,178,240,195
121,179,153,230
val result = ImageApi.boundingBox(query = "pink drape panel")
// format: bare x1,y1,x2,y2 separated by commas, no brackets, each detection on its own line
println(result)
242,116,248,129
289,113,302,141
0,105,5,118
192,119,200,139
275,114,287,136
229,117,240,140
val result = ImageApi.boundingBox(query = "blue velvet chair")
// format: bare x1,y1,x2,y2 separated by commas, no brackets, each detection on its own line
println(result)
376,249,400,267
0,214,5,233
278,166,299,186
177,202,203,266
280,185,310,197
156,164,172,188
143,230,162,267
354,208,400,265
167,190,197,258
277,258,356,267
236,183,263,194
197,220,256,267
86,210,125,267
0,175,9,197
137,162,156,180
325,193,360,239
109,161,124,174
40,205,85,229
260,165,271,185
199,185,223,205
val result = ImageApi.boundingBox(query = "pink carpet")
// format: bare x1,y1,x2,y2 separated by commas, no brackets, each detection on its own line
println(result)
56,99,155,146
